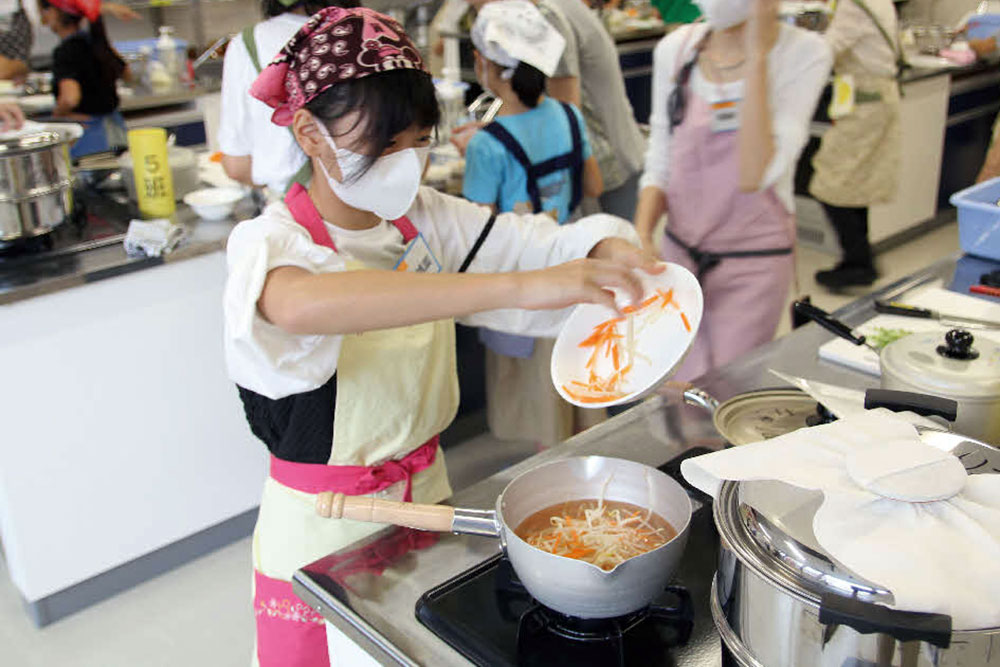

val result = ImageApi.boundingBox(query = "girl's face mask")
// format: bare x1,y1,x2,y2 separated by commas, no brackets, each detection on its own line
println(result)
313,119,429,221
695,0,751,29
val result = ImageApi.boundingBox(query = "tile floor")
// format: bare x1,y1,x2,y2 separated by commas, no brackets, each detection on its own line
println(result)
0,214,960,666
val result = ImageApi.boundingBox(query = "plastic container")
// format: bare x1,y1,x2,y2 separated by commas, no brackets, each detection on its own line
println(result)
127,128,175,218
119,145,198,202
156,26,181,87
949,177,1000,261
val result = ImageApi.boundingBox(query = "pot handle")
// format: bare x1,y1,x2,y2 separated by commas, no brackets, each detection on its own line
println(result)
863,389,958,422
818,593,952,649
316,492,455,532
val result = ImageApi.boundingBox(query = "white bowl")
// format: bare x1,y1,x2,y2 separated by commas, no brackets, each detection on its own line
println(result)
183,186,245,221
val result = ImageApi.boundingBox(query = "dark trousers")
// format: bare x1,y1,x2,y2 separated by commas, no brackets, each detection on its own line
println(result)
821,203,874,268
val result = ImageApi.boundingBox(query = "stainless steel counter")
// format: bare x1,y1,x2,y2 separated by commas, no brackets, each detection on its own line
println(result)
293,256,965,666
0,194,256,306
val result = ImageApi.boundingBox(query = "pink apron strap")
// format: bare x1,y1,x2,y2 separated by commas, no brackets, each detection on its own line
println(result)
254,570,329,667
389,215,418,244
285,183,338,251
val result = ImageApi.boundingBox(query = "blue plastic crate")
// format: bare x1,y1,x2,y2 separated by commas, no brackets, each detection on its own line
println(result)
965,13,1000,40
949,177,1000,261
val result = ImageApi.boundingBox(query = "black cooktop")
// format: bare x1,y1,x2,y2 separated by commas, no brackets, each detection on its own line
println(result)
415,449,722,667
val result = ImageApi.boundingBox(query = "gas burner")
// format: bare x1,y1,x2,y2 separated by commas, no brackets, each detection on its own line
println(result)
0,232,55,258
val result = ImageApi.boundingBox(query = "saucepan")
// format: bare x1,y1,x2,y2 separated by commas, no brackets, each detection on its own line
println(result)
793,301,1000,443
315,456,692,619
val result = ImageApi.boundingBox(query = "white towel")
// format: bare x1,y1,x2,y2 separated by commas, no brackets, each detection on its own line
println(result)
681,410,1000,630
123,219,186,258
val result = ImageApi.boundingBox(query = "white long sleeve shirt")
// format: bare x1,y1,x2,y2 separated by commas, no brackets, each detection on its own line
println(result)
224,187,639,399
640,23,832,212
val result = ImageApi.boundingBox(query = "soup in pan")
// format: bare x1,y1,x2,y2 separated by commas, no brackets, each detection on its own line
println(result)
514,499,677,571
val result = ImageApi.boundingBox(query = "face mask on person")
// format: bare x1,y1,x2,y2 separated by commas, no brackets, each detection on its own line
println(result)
313,119,429,220
695,0,751,29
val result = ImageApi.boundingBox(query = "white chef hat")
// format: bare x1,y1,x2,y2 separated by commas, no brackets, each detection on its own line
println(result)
471,0,567,79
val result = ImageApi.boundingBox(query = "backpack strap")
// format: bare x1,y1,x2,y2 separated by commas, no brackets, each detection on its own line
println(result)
482,122,544,214
559,101,583,214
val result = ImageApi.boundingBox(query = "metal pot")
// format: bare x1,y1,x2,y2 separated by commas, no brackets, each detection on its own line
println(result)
0,125,80,242
315,456,692,619
794,302,1000,444
682,385,830,445
711,429,1000,667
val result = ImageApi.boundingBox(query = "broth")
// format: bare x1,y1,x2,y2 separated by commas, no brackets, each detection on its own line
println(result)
514,499,677,571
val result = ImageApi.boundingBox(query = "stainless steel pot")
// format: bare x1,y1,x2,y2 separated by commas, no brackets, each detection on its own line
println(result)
794,302,1000,444
711,430,1000,667
0,125,79,242
682,385,827,445
316,456,692,619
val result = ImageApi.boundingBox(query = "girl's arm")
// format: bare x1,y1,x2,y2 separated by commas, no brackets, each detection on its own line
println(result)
53,79,83,118
634,186,667,256
582,155,603,198
221,154,255,186
738,0,779,192
258,240,650,336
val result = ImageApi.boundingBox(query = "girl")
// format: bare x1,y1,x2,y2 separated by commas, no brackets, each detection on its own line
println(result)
226,8,655,665
38,0,126,159
218,0,359,194
463,0,603,446
634,0,831,381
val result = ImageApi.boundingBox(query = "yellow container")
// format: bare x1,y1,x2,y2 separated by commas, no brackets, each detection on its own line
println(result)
127,128,175,218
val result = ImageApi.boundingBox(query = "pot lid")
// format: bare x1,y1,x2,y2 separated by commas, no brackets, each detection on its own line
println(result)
881,329,1000,399
713,389,825,446
715,430,1000,603
0,129,66,155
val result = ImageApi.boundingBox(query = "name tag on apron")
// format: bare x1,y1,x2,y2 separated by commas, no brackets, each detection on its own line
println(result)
829,74,856,120
394,233,442,274
710,99,741,133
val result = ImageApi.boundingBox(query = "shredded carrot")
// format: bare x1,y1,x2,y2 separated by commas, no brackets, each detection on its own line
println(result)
681,312,691,332
209,151,223,163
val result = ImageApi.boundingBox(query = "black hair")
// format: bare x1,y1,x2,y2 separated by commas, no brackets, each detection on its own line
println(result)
261,0,359,18
304,68,440,181
509,62,546,109
40,1,125,83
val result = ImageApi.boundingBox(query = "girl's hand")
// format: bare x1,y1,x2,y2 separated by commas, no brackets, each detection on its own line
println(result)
0,102,24,132
449,121,485,157
588,236,665,277
514,258,647,313
746,0,779,58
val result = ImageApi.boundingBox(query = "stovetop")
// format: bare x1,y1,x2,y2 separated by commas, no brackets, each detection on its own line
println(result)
414,449,722,667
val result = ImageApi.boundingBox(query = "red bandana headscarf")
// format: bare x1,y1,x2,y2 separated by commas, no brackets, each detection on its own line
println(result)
250,7,428,127
46,0,101,22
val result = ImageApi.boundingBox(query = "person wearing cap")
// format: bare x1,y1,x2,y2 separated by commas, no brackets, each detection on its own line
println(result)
225,8,656,664
218,0,359,195
463,0,603,446
634,0,830,382
37,0,126,158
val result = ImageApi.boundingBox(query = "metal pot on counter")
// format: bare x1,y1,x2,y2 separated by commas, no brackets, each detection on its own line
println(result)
0,124,81,243
315,456,692,619
711,428,1000,667
795,301,1000,444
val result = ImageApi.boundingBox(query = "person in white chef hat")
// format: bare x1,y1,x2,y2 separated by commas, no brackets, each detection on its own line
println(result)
463,0,605,447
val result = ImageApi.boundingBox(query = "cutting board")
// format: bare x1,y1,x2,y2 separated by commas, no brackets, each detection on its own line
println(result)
818,285,1000,376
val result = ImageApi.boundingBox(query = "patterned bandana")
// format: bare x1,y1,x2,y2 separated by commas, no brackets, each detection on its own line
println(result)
250,7,427,127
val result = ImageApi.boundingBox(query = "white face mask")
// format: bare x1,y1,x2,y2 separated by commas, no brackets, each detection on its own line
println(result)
313,120,429,221
695,0,750,29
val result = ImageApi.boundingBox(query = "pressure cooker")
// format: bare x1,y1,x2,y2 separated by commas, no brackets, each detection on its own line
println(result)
0,124,80,243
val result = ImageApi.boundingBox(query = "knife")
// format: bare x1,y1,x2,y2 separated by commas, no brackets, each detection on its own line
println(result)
873,300,1000,329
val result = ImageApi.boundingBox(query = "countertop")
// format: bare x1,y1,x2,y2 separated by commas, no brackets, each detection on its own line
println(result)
292,255,966,666
0,190,256,307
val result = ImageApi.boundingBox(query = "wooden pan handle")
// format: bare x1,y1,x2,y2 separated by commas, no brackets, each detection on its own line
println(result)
315,492,455,533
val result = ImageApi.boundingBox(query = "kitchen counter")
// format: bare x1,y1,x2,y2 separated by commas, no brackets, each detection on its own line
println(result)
293,255,966,665
0,191,256,306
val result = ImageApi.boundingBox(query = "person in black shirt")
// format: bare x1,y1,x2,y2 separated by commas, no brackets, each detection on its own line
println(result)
38,0,126,158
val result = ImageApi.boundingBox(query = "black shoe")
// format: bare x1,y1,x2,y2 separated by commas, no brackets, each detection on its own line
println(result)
815,262,877,289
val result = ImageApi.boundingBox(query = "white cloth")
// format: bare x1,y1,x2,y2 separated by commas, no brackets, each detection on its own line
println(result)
825,0,899,79
681,411,1000,630
640,23,832,212
224,186,638,400
471,0,567,77
123,218,186,257
217,14,309,194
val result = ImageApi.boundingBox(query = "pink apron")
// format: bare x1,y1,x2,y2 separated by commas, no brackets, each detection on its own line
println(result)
253,184,443,667
661,86,795,382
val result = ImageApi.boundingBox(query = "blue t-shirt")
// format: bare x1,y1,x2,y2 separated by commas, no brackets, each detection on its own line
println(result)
463,97,592,224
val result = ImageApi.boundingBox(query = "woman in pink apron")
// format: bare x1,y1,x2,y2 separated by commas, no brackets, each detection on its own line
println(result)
634,0,831,381
225,8,657,666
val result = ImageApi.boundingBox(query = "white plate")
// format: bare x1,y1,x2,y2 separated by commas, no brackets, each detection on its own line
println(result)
551,262,703,408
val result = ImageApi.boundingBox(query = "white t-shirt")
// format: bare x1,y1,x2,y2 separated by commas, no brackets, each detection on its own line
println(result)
218,14,309,194
224,186,639,400
640,23,832,212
